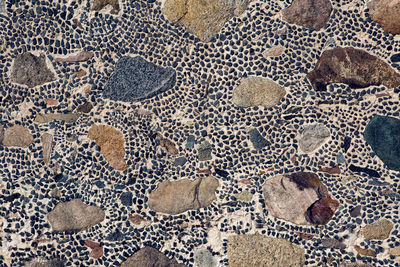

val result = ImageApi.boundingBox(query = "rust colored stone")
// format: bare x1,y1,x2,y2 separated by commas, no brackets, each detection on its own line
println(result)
306,197,339,225
197,169,212,175
296,232,314,240
318,165,341,175
55,51,94,63
367,0,400,35
354,245,377,257
239,178,251,184
74,70,87,78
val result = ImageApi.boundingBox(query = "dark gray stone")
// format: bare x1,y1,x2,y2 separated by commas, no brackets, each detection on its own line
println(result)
198,141,212,161
120,192,133,206
249,128,269,150
363,115,400,171
173,157,187,166
103,56,176,102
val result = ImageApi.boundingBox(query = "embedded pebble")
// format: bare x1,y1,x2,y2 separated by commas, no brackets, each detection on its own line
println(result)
367,0,400,35
120,246,185,267
2,125,34,148
360,219,394,240
299,123,330,153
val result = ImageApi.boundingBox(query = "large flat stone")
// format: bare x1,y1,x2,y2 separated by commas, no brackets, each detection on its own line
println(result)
367,0,400,35
1,125,34,148
103,56,176,102
120,246,185,267
307,47,400,91
299,123,330,153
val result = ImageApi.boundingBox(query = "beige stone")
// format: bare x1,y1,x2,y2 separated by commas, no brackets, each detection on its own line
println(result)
361,218,393,240
367,0,400,35
2,125,34,148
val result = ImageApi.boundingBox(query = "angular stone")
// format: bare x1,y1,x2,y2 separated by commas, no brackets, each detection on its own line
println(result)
232,76,286,108
24,258,65,267
103,56,176,102
54,51,94,63
318,165,341,175
282,0,332,31
47,199,105,232
88,124,128,171
120,246,185,267
173,156,187,166
157,133,179,155
248,128,269,150
91,0,120,14
307,47,400,91
363,115,400,171
76,101,93,113
194,248,216,267
34,113,80,124
163,0,251,42
321,238,346,249
299,124,330,153
198,141,212,161
235,190,253,202
262,45,285,57
263,172,338,225
354,245,377,257
227,234,305,267
367,0,400,35
11,52,56,88
148,176,219,215
360,218,393,240
2,125,34,148
41,133,53,165
350,205,362,217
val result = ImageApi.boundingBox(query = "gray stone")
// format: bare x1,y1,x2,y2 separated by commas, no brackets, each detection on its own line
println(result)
24,258,64,267
299,124,330,153
34,113,80,124
10,52,56,88
173,156,187,166
103,56,176,102
121,246,185,267
248,128,269,150
47,199,105,232
194,248,216,267
198,141,212,161
320,238,346,249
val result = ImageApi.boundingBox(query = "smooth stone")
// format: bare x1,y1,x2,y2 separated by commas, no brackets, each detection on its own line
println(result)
148,176,219,215
186,135,195,148
47,199,105,232
103,56,176,102
173,156,187,166
120,192,133,206
227,234,305,267
360,218,393,240
120,246,185,267
2,125,34,148
248,128,270,150
305,197,339,225
367,0,400,35
41,133,53,165
235,190,253,202
391,53,400,63
364,115,400,171
320,238,346,249
157,133,179,155
349,164,380,178
299,124,330,153
34,113,80,124
194,248,216,267
232,76,286,108
337,152,345,163
282,0,332,31
76,101,93,113
198,141,212,161
354,245,377,257
350,205,362,217
307,47,400,91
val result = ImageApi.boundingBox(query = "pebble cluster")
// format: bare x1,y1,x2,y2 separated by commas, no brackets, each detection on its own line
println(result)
1,0,400,266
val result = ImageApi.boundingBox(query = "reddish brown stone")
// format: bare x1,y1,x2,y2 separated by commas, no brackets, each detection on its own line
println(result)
84,240,100,249
318,165,341,175
306,197,339,225
54,51,94,63
129,214,146,225
157,133,179,155
90,246,103,259
74,70,87,78
367,0,400,35
296,232,314,240
354,245,377,257
239,178,251,184
197,169,212,175
44,98,59,106
307,47,400,91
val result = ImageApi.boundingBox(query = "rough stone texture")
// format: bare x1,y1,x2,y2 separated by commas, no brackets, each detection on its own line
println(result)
91,0,120,14
54,51,94,63
103,56,176,102
282,0,333,31
321,238,346,249
1,125,34,148
34,113,80,123
263,172,339,225
120,246,185,267
198,141,212,161
163,0,251,42
232,76,286,108
41,133,53,165
299,123,330,153
360,218,393,240
148,176,219,215
367,0,400,35
24,258,65,267
88,124,128,171
248,128,269,150
350,205,362,217
354,245,377,257
307,47,400,91
389,245,400,256
47,199,105,232
157,133,179,155
235,190,253,202
194,248,216,267
10,52,56,88
364,115,400,171
0,124,4,144
262,45,285,57
76,101,93,113
227,234,305,267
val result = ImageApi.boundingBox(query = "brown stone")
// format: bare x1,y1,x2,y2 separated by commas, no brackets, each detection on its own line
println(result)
227,234,305,267
296,232,314,240
88,124,128,171
318,165,341,175
307,47,400,91
157,133,179,155
389,245,400,256
129,214,145,225
148,176,219,215
367,0,400,35
262,45,285,57
44,98,59,106
306,197,339,225
34,113,80,124
11,52,56,88
360,218,393,240
120,246,185,267
163,0,251,42
282,0,332,31
41,133,53,165
54,51,95,63
74,69,87,78
354,245,377,257
91,0,120,14
90,246,103,259
2,125,34,148
76,101,93,113
47,199,105,232
321,238,346,249
0,124,4,144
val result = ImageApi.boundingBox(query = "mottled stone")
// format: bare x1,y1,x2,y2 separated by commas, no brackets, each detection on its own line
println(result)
364,115,400,171
321,238,346,249
227,234,305,267
299,124,330,153
163,0,251,42
34,113,80,124
389,245,400,256
148,176,219,215
194,248,216,267
54,51,94,63
11,52,56,88
318,165,341,175
235,190,253,202
0,124,4,144
103,56,176,102
350,205,362,217
24,258,65,267
198,141,212,161
120,192,133,206
354,245,377,257
173,156,187,166
76,101,93,113
367,0,400,35
305,197,339,225
47,199,105,232
74,70,87,78
282,0,332,31
248,128,270,150
88,124,128,171
232,76,286,108
307,47,400,91
2,125,34,148
41,133,53,165
262,45,285,57
157,133,178,155
120,246,185,267
91,0,120,14
360,219,393,240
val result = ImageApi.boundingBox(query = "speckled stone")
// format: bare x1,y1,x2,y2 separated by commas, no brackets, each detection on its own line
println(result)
299,124,330,153
2,125,34,148
120,246,185,267
367,0,400,35
360,218,393,240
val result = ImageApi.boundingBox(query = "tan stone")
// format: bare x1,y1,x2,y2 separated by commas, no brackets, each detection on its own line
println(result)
360,218,393,240
121,246,185,267
367,0,400,35
149,176,219,215
88,124,128,170
389,245,400,256
227,234,305,267
34,113,80,123
354,245,376,257
262,45,285,57
2,125,34,148
232,76,286,108
41,133,53,165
